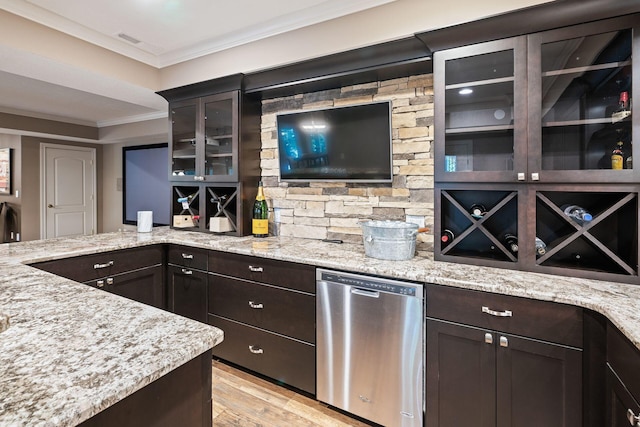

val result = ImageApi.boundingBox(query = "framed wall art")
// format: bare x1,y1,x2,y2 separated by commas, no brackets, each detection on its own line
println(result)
0,148,11,194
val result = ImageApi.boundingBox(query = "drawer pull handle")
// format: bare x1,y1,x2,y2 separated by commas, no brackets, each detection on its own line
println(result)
181,268,193,275
482,306,512,317
106,278,114,285
628,409,640,426
96,280,105,288
248,301,264,309
181,253,194,259
249,266,263,273
93,261,114,269
248,345,263,354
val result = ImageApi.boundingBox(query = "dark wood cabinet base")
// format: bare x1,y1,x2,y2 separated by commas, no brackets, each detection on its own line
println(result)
79,350,212,427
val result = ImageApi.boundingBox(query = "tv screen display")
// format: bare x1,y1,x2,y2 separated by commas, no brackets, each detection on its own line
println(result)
277,102,392,182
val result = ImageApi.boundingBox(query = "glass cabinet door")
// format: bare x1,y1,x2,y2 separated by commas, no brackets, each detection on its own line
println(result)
203,93,238,180
170,100,198,180
528,16,638,182
435,37,527,182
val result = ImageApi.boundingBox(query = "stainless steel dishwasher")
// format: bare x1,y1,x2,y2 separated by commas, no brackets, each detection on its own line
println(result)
316,268,424,427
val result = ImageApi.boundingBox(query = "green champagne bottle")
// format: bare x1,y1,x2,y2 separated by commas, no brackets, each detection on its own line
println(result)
252,181,268,237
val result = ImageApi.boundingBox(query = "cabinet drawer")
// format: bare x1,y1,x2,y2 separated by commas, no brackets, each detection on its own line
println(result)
608,323,640,404
31,245,164,283
208,274,315,343
209,251,315,293
167,245,208,271
426,284,583,347
208,315,315,394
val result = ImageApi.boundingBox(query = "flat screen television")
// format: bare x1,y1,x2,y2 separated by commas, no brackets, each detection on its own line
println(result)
276,101,392,182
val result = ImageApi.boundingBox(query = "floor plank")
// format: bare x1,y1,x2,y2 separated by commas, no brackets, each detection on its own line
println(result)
212,360,374,427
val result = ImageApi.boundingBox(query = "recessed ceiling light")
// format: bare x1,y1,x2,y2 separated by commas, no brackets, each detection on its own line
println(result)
459,88,473,95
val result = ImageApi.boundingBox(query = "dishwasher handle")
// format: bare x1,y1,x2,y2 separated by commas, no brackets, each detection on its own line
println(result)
351,288,380,298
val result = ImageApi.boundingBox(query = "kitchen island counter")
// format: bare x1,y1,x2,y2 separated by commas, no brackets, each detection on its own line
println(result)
0,232,223,426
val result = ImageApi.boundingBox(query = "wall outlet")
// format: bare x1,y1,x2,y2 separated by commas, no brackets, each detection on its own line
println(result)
405,215,425,228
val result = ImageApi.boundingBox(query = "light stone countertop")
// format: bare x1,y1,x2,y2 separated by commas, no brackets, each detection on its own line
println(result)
2,227,640,425
0,230,224,427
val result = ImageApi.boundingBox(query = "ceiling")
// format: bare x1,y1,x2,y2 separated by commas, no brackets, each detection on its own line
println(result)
0,0,397,132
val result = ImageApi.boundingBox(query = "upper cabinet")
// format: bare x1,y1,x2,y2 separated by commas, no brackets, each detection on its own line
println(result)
434,37,528,182
434,14,640,284
170,92,239,182
159,75,262,236
435,14,638,184
528,15,638,183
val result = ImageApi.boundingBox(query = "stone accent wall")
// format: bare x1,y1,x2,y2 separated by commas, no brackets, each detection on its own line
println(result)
259,74,435,252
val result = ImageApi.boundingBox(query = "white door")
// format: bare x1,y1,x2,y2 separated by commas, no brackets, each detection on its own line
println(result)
41,144,96,239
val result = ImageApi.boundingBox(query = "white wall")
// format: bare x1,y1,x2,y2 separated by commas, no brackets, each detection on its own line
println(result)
159,0,553,90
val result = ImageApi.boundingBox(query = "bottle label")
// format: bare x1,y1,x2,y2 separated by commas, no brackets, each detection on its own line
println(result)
252,219,269,235
612,154,623,170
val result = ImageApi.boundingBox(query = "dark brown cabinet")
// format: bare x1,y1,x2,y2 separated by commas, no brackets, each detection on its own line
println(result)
435,14,640,284
159,76,262,236
167,245,209,323
607,323,640,426
84,266,164,308
207,250,316,394
31,245,165,309
426,284,583,427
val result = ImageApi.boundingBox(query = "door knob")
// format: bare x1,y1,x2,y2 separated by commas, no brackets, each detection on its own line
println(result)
47,204,54,208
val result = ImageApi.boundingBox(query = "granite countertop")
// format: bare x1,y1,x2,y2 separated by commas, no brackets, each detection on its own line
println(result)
0,231,223,426
2,227,640,425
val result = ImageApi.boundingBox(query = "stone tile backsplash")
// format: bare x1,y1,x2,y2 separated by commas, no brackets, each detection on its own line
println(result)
260,74,434,250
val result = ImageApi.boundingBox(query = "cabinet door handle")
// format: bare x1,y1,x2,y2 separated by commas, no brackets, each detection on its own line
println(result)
181,268,193,275
500,336,509,348
627,409,640,426
248,301,264,309
248,266,263,273
96,280,105,288
485,333,493,344
181,253,194,259
93,261,114,269
482,306,512,317
248,345,264,354
106,278,114,285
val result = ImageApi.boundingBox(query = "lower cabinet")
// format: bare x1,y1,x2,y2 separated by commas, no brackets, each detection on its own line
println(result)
427,318,582,427
208,250,316,394
208,315,315,394
607,323,640,427
84,266,164,309
167,265,208,323
31,245,165,309
607,365,640,427
426,284,583,427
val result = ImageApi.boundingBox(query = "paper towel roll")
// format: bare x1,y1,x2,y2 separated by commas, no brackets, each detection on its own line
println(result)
137,211,153,233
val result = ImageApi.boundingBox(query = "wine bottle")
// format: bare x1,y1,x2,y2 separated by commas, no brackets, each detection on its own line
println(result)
611,140,624,170
469,203,486,219
252,181,269,238
441,229,455,247
561,204,593,225
535,237,547,257
503,233,518,254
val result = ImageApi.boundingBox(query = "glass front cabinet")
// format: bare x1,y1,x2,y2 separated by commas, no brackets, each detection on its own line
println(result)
162,79,262,237
435,14,640,284
170,92,239,182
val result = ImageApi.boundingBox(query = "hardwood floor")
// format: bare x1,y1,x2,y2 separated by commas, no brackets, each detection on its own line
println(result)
212,360,374,427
